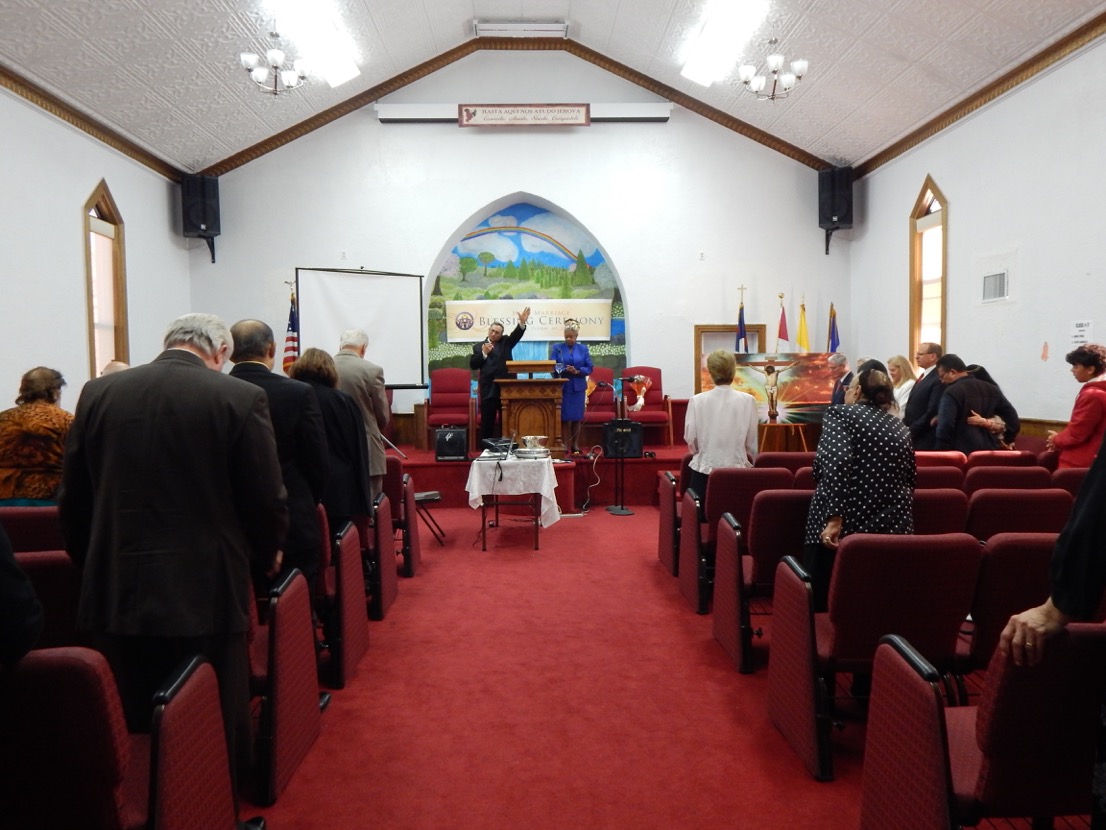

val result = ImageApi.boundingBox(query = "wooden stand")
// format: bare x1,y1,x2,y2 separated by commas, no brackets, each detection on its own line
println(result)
498,361,567,459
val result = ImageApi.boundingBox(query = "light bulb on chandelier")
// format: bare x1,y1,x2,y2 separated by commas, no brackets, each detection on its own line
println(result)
239,31,308,96
737,39,808,101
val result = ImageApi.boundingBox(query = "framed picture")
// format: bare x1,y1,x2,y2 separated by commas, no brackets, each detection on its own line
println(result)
693,324,766,393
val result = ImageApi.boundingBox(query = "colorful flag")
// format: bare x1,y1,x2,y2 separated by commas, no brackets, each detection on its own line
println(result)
282,290,300,374
797,302,810,353
736,303,748,353
827,303,840,353
777,305,789,350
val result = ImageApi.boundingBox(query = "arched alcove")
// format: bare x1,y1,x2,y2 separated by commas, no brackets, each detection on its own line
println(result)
426,193,626,382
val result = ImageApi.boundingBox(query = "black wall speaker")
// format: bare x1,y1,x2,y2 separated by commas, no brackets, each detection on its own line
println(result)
181,174,221,238
818,166,854,231
602,419,643,459
435,427,468,462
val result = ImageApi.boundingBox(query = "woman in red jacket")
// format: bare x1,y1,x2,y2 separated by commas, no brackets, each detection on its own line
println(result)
1047,344,1106,468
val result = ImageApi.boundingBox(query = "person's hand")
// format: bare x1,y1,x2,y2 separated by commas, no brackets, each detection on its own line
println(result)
999,598,1071,667
1046,429,1058,451
518,306,531,326
266,550,284,580
966,409,990,428
482,341,493,356
820,516,843,549
566,365,577,374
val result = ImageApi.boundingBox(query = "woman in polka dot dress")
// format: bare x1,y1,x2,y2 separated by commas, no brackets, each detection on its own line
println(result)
803,367,916,611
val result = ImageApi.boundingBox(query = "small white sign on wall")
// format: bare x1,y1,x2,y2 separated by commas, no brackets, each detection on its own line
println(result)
1072,320,1094,346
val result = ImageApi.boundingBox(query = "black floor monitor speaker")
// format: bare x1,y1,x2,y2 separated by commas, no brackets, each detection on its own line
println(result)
818,166,854,231
435,427,468,461
181,174,221,238
603,419,643,459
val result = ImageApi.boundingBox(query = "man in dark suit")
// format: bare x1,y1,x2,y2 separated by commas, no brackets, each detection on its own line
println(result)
470,306,531,442
904,342,945,449
230,319,328,589
828,353,853,405
0,524,42,665
59,313,288,787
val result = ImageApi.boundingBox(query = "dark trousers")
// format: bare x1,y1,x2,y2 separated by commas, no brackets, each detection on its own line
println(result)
479,395,502,442
95,631,252,790
803,541,836,613
687,469,709,500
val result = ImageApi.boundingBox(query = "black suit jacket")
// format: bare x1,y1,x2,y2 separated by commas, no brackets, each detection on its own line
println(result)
904,368,945,449
302,378,372,522
59,350,288,638
230,363,328,557
470,324,526,401
830,371,854,406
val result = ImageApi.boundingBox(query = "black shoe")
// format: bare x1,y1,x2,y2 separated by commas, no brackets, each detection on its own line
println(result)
240,818,266,830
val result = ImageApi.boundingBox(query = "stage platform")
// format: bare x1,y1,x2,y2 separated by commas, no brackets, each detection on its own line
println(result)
390,443,691,511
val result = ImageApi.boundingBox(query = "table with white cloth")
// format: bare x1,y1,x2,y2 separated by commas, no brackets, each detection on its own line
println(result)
465,453,560,550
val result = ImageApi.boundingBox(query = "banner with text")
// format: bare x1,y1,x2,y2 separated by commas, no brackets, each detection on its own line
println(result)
445,299,613,342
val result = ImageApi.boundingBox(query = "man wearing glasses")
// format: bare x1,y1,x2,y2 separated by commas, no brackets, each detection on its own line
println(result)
903,342,945,449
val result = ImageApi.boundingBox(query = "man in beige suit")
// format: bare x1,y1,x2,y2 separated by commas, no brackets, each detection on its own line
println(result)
334,329,390,499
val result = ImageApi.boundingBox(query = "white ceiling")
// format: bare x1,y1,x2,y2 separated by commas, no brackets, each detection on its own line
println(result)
1,0,1104,175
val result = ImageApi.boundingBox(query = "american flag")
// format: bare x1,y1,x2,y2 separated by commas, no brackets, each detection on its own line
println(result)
736,302,748,353
282,291,299,374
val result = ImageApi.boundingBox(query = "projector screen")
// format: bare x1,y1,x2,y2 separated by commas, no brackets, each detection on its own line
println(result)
296,267,426,391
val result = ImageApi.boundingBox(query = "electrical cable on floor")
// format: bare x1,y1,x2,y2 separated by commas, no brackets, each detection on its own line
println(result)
579,445,605,513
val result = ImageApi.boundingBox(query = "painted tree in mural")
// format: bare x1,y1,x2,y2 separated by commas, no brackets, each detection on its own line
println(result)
503,261,518,280
478,251,495,276
459,256,477,281
572,250,593,286
518,258,532,282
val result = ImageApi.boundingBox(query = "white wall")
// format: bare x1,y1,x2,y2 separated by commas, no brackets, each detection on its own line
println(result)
192,51,851,410
853,38,1106,421
0,89,192,403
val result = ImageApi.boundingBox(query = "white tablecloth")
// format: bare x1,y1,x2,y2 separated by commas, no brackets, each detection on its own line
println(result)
465,454,560,527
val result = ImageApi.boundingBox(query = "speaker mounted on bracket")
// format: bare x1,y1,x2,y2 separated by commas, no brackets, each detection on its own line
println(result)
181,174,221,263
818,166,853,255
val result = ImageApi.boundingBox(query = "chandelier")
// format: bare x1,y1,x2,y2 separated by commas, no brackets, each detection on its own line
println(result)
239,31,308,96
737,39,808,101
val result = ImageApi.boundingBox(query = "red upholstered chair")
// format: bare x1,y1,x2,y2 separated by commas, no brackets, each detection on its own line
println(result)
322,522,370,690
623,365,673,445
962,464,1052,496
767,533,982,781
954,533,1056,680
657,453,693,576
753,451,816,473
14,550,85,648
383,456,421,577
914,465,964,489
678,467,793,614
0,505,65,551
911,488,969,535
712,489,811,674
148,656,253,830
962,449,1038,469
1051,466,1088,498
0,646,149,830
914,450,967,468
792,466,815,489
426,367,475,452
253,570,323,806
368,492,398,621
583,366,618,425
965,488,1073,541
860,628,1106,830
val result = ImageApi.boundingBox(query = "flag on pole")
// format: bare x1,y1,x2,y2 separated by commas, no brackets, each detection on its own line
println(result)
777,304,789,351
282,290,300,374
827,303,840,353
797,302,810,353
736,303,748,353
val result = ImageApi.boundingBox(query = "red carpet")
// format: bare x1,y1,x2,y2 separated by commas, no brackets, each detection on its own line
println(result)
244,506,867,829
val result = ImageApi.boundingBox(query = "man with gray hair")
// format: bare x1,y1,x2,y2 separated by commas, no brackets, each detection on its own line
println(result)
60,312,288,792
828,353,853,405
334,328,390,499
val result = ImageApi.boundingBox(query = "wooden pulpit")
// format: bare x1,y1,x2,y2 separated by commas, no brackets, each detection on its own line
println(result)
498,361,568,458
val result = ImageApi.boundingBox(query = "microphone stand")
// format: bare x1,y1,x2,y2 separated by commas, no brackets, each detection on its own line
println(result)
606,383,634,516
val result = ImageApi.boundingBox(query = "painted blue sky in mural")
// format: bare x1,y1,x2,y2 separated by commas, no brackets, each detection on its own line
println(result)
453,202,605,269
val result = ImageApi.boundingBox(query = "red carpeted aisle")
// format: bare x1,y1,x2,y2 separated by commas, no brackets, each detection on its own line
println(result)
245,506,866,829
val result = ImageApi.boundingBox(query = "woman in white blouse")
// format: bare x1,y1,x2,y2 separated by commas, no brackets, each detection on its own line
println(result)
887,354,917,418
684,350,759,497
